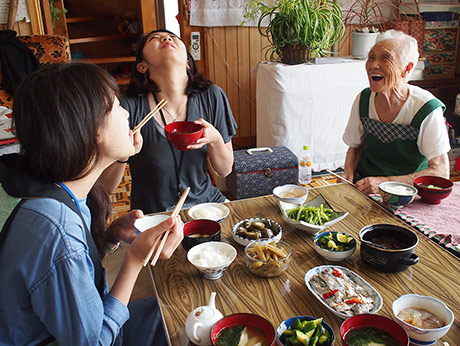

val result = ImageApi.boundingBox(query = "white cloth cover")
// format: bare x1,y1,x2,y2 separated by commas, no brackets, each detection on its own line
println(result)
190,0,259,27
0,0,30,24
256,58,369,171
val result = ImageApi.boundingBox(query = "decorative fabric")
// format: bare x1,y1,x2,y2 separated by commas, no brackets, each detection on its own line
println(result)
0,35,70,109
372,183,460,259
190,0,259,27
361,118,419,143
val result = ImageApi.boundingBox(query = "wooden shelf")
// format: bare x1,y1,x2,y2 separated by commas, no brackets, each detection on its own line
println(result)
424,50,456,53
66,15,112,23
113,75,131,85
69,34,137,45
75,56,136,64
425,26,460,30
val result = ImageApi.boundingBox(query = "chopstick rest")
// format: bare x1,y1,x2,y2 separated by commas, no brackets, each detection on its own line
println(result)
142,187,190,267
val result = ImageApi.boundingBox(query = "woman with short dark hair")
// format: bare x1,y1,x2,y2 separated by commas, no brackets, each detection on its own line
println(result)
0,62,182,345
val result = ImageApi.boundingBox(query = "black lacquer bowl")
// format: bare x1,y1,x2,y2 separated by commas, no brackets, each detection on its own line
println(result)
359,224,419,272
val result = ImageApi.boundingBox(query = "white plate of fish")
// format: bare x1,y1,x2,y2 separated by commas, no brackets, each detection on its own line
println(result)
304,265,383,319
279,194,348,235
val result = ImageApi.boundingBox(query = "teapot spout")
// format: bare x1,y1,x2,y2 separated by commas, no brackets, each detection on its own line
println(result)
207,292,217,309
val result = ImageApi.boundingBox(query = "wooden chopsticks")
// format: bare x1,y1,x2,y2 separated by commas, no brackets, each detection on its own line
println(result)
132,99,168,134
142,187,190,267
326,169,354,186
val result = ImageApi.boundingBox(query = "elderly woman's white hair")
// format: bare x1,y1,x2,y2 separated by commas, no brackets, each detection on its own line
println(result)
375,30,419,71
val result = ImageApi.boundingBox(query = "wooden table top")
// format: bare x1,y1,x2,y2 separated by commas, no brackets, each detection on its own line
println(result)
149,183,460,346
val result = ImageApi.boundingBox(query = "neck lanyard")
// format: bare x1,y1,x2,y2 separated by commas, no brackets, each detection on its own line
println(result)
57,182,82,213
153,93,186,198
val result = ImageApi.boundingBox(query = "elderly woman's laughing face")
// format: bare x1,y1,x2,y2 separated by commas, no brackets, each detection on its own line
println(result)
366,39,409,93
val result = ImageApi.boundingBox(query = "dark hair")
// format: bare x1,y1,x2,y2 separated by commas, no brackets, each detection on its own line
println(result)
13,62,119,259
13,62,119,183
126,29,212,97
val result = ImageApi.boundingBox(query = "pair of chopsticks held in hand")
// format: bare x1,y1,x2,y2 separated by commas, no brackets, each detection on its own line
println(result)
133,98,185,266
142,187,190,267
132,99,168,134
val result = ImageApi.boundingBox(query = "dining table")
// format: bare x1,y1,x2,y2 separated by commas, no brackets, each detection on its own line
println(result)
147,182,460,346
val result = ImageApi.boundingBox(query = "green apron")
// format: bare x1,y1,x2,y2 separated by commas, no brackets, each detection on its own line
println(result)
356,88,445,178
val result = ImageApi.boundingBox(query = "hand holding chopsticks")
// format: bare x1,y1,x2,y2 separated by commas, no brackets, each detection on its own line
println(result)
142,187,190,267
132,99,168,134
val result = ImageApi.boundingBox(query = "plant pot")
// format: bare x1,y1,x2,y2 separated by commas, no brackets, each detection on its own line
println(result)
359,224,419,272
280,45,309,65
351,32,379,59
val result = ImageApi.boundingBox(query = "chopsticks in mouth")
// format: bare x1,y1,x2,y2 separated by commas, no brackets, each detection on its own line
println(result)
132,99,168,134
142,186,190,267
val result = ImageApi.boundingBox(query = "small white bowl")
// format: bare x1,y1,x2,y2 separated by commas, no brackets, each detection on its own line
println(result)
134,214,170,234
187,202,230,223
392,294,454,345
187,242,237,280
232,218,282,246
273,184,308,205
313,231,356,262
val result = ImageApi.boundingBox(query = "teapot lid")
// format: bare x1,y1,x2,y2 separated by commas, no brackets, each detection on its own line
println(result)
193,306,219,321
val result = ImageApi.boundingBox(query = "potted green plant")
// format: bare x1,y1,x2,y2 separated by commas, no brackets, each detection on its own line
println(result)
342,0,422,58
341,0,394,58
243,0,345,64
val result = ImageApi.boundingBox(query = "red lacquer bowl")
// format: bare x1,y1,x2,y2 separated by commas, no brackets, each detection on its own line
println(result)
340,314,409,346
181,219,221,252
413,176,453,205
164,121,203,150
211,313,276,346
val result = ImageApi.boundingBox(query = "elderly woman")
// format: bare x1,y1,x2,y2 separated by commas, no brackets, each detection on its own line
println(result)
101,29,236,213
342,30,450,194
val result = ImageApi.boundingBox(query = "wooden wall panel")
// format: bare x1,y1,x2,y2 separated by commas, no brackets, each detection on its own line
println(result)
237,27,251,138
0,20,33,35
201,26,268,146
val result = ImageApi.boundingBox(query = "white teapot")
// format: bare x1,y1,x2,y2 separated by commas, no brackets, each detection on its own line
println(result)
185,292,223,345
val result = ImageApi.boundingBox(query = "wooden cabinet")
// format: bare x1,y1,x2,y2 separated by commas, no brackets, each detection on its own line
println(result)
410,76,460,115
48,0,158,85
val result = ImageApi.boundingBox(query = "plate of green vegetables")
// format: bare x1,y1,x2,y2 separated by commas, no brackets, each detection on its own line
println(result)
278,194,348,235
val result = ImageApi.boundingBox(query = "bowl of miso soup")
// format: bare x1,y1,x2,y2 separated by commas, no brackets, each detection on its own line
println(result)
340,314,409,346
414,176,453,205
211,313,276,346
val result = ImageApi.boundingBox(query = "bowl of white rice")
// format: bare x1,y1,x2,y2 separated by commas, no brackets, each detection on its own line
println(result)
187,242,237,280
187,203,230,223
379,181,417,207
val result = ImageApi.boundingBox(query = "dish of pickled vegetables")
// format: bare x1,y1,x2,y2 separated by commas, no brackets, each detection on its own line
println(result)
244,240,291,277
315,232,356,252
233,218,282,246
